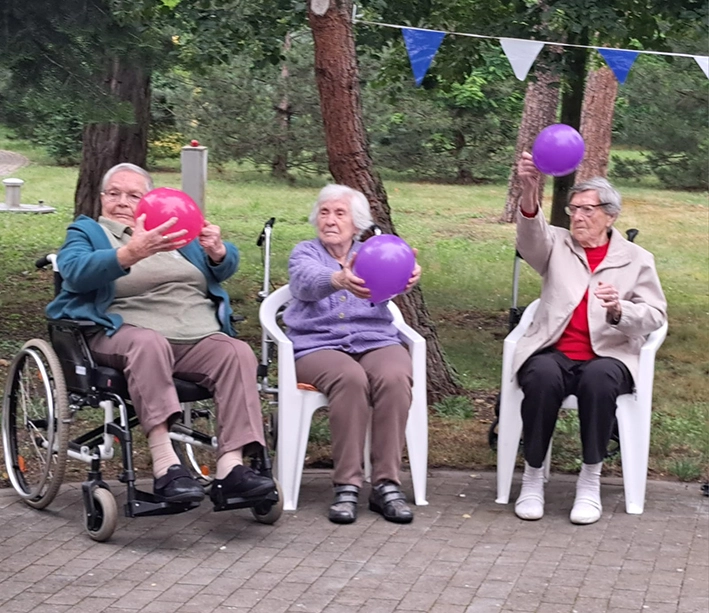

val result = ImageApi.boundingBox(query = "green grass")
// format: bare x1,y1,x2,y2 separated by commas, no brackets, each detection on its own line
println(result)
1,129,707,481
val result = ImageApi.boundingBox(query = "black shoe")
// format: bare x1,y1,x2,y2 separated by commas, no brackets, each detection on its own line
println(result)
209,465,276,504
369,481,413,524
328,484,359,524
153,465,205,503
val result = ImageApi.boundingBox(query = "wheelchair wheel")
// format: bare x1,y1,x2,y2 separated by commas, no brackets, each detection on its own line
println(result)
2,339,69,509
172,400,218,483
85,487,118,542
251,478,283,525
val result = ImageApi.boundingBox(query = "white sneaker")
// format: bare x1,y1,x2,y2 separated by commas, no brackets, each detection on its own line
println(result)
515,463,545,521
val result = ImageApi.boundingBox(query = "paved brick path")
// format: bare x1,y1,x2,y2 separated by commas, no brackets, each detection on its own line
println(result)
0,149,29,177
0,469,707,612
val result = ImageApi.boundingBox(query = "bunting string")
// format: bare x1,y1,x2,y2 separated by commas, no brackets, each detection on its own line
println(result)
352,12,709,85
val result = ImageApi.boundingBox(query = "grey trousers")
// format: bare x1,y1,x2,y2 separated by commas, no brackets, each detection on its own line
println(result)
88,325,265,456
294,344,413,488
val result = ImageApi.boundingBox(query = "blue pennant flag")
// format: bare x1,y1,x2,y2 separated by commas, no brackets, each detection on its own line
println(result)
401,28,446,87
598,49,640,84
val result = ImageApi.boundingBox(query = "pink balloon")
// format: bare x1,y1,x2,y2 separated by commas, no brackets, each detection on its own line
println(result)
135,187,204,244
353,235,415,304
532,124,585,177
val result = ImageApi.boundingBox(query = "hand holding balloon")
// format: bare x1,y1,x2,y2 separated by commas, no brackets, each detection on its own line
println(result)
331,253,371,300
199,220,227,263
404,248,421,293
116,214,189,269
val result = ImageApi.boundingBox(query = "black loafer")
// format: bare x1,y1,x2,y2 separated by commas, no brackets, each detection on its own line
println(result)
369,481,413,524
328,484,359,524
154,464,205,503
209,465,276,504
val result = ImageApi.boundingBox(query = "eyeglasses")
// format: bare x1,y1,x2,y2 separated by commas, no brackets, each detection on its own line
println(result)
102,190,143,205
564,203,609,217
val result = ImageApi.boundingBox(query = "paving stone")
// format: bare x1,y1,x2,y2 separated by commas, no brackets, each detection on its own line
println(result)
0,470,706,612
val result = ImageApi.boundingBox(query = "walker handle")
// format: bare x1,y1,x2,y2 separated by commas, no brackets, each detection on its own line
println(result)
257,218,276,246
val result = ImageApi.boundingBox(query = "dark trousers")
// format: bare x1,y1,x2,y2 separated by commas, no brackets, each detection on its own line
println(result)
517,349,633,467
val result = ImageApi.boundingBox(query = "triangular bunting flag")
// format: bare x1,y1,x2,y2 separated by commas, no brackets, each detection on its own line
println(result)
499,38,545,81
694,55,709,79
401,28,446,87
597,48,639,84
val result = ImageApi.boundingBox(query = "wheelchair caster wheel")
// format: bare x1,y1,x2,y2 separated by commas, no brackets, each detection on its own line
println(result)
251,479,283,525
85,487,118,542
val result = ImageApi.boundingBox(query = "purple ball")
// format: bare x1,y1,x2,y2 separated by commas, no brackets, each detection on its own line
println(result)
532,124,585,177
353,234,415,304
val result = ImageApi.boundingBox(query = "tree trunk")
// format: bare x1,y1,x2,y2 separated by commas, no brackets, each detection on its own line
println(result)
550,39,589,229
576,66,618,181
307,0,461,402
74,57,151,219
502,66,560,222
272,33,292,180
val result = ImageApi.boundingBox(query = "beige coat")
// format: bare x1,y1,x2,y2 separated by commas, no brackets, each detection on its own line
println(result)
512,208,667,385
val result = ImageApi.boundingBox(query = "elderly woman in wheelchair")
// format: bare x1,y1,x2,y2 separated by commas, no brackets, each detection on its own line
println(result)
282,184,421,525
2,163,279,540
509,153,667,525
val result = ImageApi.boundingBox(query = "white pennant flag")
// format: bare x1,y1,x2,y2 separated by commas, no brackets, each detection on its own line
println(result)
694,55,709,79
500,38,545,81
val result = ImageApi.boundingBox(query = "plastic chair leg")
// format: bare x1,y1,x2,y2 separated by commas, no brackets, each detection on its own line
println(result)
616,395,650,514
495,387,524,504
405,405,429,506
277,393,318,511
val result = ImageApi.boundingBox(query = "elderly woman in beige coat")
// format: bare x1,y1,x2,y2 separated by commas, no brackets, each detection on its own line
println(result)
513,152,667,525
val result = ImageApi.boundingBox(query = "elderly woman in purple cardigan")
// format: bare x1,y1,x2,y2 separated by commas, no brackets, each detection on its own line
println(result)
283,184,422,524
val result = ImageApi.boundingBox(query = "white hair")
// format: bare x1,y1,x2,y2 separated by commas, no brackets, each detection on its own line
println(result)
570,177,622,216
309,184,373,234
101,163,154,192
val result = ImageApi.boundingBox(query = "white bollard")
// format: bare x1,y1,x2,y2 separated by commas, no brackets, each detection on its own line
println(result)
3,178,24,209
0,177,55,213
181,141,208,213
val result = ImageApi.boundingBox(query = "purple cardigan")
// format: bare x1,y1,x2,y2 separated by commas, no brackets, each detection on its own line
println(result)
283,239,402,360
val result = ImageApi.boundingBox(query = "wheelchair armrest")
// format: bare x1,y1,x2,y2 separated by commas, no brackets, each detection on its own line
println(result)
47,319,100,392
48,318,103,331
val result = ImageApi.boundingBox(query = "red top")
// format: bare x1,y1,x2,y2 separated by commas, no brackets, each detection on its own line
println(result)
554,242,610,360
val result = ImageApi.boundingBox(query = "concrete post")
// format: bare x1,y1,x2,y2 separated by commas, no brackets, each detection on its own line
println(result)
3,178,24,208
181,141,208,212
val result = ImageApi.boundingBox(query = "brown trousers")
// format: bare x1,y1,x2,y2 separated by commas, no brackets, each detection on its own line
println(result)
88,325,265,456
295,344,412,487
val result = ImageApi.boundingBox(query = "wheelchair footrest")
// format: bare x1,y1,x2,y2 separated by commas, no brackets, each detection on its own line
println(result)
211,489,279,513
125,488,201,518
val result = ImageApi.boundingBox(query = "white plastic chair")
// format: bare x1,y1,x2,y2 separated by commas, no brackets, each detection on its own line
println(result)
259,284,429,512
495,299,668,515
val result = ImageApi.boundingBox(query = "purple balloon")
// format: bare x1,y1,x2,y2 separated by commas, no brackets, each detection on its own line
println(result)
532,124,585,177
353,235,415,304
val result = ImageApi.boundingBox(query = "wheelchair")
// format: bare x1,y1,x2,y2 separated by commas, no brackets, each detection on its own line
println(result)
2,249,283,542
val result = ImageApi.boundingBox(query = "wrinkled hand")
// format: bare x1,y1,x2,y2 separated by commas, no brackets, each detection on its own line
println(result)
517,151,542,216
405,248,422,293
595,281,622,321
117,214,188,268
199,220,227,262
518,151,540,192
331,252,371,300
